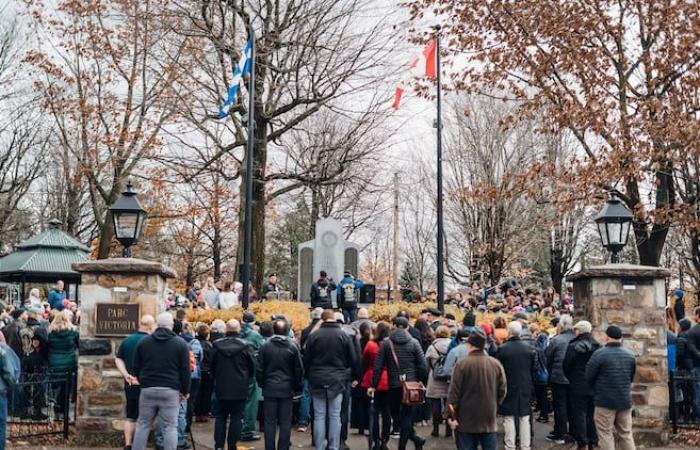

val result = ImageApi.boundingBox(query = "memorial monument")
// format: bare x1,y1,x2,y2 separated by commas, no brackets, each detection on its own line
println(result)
298,218,360,302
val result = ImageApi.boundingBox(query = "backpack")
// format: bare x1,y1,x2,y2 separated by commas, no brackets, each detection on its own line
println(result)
430,344,450,382
0,343,21,386
533,348,549,384
342,283,358,306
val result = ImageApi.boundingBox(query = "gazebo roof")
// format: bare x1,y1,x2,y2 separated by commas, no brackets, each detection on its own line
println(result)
0,219,89,278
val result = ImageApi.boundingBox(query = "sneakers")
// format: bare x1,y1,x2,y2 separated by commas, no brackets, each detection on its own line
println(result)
297,425,308,432
546,434,565,445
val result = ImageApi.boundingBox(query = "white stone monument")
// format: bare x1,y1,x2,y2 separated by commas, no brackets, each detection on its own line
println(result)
298,218,360,302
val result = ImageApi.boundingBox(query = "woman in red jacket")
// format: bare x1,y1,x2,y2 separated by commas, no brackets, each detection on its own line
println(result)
361,321,391,450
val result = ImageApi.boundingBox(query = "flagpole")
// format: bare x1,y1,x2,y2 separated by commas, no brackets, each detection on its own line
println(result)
242,23,255,310
435,25,445,313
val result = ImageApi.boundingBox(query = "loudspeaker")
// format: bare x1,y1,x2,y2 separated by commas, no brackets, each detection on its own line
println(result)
360,284,376,304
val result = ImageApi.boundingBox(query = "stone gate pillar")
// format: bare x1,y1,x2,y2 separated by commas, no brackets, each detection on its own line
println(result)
72,258,176,445
567,264,670,446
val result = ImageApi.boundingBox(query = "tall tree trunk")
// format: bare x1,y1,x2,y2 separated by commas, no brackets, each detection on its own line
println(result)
310,186,320,237
97,212,115,259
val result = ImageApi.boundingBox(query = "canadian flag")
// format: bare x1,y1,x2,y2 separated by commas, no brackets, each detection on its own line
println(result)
392,39,437,110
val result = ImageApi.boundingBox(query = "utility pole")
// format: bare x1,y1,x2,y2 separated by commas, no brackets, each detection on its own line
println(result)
392,172,400,302
435,25,445,313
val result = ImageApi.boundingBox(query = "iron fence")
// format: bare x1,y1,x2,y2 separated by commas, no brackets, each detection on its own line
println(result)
7,371,75,439
669,369,700,433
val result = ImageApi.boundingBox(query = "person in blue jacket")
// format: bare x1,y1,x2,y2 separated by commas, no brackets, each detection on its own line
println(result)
336,272,363,324
47,281,66,311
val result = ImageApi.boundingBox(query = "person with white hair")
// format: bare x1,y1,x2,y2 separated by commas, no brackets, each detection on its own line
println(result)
563,321,601,450
210,319,226,341
545,314,576,444
27,288,43,313
211,319,256,450
132,312,191,450
496,320,534,450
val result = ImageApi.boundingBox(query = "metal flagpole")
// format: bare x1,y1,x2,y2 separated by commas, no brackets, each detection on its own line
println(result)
242,24,255,310
435,26,445,313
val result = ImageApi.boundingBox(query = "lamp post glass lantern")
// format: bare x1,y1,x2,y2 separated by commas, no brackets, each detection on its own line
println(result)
109,180,147,257
594,190,633,263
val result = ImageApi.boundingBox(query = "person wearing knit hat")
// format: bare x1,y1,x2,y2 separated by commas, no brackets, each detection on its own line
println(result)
585,325,636,450
446,328,506,450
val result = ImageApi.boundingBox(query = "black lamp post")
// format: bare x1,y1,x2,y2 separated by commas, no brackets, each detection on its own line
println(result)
109,180,147,258
594,190,633,263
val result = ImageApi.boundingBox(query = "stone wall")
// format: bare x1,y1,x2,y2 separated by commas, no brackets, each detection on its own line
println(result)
72,258,176,445
568,264,670,446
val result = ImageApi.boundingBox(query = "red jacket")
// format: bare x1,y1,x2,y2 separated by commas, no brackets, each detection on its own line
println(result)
361,340,388,390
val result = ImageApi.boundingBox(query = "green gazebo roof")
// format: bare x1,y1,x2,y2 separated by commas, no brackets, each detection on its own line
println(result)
0,219,89,279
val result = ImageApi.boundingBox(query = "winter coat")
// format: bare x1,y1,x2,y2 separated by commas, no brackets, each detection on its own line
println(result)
563,332,600,396
310,279,337,310
203,288,220,309
585,342,636,411
497,336,535,417
133,327,191,395
3,321,23,358
211,332,256,400
360,340,388,390
337,277,363,310
677,330,693,371
47,289,66,311
304,322,358,397
218,291,239,310
256,335,303,398
197,337,214,376
546,329,575,384
684,324,700,368
447,351,507,433
425,337,451,399
47,328,79,373
240,323,264,356
494,328,508,345
300,319,321,351
675,298,686,321
182,332,203,380
667,330,677,373
372,329,428,389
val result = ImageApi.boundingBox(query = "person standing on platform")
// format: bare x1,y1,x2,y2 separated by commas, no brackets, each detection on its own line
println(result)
310,271,336,310
337,272,363,324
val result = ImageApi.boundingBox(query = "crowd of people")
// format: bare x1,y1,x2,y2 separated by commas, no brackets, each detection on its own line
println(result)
113,270,643,450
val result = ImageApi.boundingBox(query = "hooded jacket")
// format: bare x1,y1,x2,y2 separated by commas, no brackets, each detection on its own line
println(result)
304,322,358,397
310,278,337,310
256,335,303,398
545,329,575,384
211,332,256,400
563,332,601,396
240,323,264,356
372,328,428,389
133,327,191,395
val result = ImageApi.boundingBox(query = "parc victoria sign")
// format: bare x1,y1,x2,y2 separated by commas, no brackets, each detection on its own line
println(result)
95,303,140,336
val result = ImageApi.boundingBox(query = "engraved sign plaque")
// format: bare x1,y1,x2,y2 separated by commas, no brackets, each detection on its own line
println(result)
95,303,140,336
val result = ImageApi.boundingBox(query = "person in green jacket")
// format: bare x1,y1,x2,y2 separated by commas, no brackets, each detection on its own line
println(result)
239,312,264,442
47,313,79,417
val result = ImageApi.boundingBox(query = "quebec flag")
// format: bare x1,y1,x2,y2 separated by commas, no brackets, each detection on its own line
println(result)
219,39,253,119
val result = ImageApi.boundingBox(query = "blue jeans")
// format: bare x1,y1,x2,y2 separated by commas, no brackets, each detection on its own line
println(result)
157,398,187,447
342,308,356,324
312,392,343,450
298,380,311,426
693,367,700,419
457,431,497,450
0,393,7,450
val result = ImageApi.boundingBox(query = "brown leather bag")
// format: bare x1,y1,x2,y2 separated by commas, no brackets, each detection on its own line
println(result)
388,338,426,405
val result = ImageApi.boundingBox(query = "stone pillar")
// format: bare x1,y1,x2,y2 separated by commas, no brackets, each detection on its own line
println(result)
567,264,670,446
72,258,176,445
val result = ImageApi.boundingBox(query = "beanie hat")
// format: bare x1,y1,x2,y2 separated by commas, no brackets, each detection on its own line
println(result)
393,316,409,329
467,329,487,350
606,325,622,340
462,312,476,327
675,288,685,300
679,318,692,332
242,311,256,323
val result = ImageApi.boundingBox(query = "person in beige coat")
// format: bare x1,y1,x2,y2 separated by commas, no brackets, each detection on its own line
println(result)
425,327,452,438
447,329,507,450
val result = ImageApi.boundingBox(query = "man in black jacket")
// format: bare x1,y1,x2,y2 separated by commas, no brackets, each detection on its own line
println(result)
496,321,535,450
211,319,256,450
686,307,700,419
132,313,191,450
545,314,575,444
304,309,358,450
563,321,600,450
310,271,336,310
257,320,303,450
585,326,636,450
369,316,428,450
